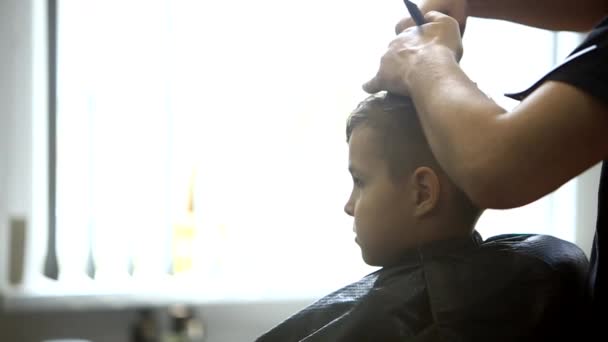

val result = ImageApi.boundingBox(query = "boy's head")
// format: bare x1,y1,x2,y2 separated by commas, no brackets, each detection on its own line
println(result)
345,92,481,267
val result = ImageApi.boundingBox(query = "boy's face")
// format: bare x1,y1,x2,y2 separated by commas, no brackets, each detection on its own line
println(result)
345,125,417,266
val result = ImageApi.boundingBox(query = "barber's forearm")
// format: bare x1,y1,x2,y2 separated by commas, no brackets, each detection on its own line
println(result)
408,48,608,210
468,0,607,31
407,47,506,206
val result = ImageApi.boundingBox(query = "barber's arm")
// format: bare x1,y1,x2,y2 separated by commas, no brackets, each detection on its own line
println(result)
363,12,608,210
402,0,607,32
467,0,606,31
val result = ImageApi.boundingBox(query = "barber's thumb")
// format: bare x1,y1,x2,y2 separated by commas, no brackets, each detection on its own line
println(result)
395,17,415,35
362,77,381,94
424,10,451,23
424,10,465,34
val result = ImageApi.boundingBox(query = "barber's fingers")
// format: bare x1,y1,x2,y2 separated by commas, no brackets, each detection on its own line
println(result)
362,75,382,94
395,7,467,35
395,17,417,35
425,11,462,31
395,11,463,46
420,0,467,34
424,11,464,60
362,56,410,95
363,10,464,95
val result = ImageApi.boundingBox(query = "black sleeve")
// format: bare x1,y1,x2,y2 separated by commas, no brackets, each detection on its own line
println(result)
505,17,608,104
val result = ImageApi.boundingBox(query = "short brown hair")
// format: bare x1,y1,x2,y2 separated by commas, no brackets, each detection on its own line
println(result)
346,92,480,223
346,92,438,178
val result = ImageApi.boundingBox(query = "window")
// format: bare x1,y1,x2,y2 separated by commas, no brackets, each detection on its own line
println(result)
3,0,587,306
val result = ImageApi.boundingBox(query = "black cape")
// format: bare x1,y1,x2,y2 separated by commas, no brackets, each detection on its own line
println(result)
256,233,589,341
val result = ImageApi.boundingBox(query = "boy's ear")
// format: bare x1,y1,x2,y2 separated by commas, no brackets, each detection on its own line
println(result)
411,166,440,217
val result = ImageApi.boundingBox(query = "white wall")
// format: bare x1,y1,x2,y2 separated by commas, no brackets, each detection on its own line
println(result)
0,0,35,288
0,0,36,222
0,0,50,289
0,0,9,288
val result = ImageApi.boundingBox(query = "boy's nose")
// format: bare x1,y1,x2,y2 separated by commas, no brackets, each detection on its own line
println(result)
344,200,354,217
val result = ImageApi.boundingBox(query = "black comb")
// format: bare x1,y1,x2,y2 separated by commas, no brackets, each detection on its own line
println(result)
403,0,426,26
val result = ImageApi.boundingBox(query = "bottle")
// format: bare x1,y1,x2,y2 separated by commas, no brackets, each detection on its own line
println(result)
164,305,205,342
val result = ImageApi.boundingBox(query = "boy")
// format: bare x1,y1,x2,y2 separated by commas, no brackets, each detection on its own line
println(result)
343,92,480,268
256,92,588,341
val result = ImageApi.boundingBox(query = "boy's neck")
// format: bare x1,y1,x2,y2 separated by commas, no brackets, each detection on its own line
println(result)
419,218,476,247
385,230,481,268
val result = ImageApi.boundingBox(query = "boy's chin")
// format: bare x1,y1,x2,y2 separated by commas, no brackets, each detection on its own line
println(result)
360,250,385,267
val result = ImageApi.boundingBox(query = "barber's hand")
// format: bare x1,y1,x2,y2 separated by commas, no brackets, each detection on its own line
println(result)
396,0,468,35
363,11,463,95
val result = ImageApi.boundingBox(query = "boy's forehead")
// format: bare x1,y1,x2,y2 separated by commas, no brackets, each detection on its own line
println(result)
348,126,385,166
349,125,377,150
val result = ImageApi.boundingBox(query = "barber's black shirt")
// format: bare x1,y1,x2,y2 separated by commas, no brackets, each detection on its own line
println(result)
507,16,608,335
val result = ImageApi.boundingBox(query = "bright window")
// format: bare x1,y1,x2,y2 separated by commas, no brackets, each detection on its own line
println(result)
48,0,583,300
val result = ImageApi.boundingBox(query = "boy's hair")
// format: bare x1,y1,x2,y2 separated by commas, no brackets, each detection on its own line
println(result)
346,92,480,222
346,92,438,178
